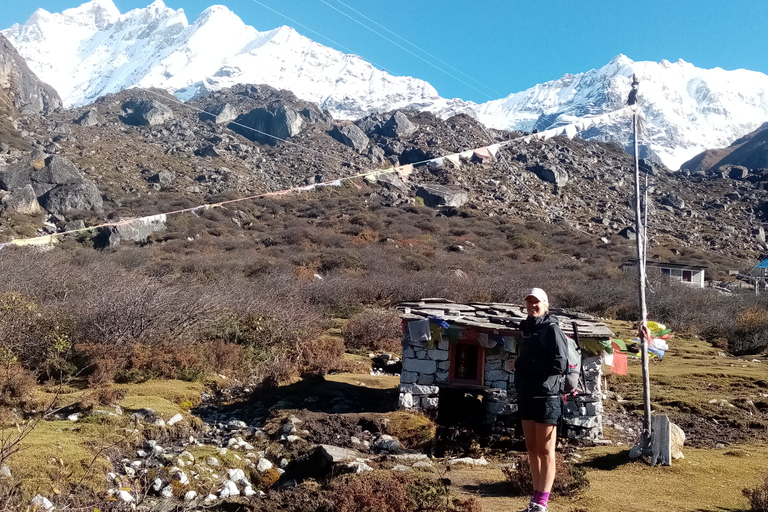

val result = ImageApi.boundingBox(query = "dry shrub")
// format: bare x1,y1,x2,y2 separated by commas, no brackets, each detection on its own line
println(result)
0,364,36,406
300,336,345,376
205,340,244,375
502,453,588,497
342,309,402,352
325,472,413,512
729,308,768,355
744,474,768,512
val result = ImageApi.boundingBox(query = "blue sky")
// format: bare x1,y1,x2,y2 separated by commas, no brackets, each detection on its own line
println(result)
2,0,768,103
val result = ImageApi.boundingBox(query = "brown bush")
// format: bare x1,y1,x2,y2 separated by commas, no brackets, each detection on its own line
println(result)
502,453,588,497
342,309,403,353
0,364,36,406
300,336,345,376
744,474,768,512
325,472,414,512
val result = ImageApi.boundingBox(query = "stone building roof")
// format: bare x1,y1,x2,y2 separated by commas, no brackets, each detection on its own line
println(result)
397,298,614,339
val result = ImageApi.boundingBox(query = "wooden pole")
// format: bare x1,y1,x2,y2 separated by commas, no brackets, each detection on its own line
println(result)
630,75,653,448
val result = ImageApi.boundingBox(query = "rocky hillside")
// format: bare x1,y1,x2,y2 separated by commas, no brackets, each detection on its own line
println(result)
1,80,767,263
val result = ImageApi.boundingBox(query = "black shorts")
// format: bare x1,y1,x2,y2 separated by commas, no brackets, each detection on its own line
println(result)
518,395,562,424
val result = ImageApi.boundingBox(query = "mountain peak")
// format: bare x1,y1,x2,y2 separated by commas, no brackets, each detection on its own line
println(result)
62,0,120,27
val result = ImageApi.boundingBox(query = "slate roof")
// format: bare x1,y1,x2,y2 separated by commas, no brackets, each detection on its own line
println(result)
397,298,614,338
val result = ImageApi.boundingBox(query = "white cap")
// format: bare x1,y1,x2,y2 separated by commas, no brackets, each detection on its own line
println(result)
525,288,548,303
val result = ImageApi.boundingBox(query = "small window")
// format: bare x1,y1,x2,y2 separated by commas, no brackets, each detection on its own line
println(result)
661,268,671,276
682,270,692,282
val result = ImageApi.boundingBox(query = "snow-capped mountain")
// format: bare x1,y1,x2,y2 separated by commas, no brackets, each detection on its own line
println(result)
1,0,473,119
3,0,768,170
477,55,768,170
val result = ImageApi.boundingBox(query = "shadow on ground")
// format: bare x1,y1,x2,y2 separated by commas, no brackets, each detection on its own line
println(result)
580,449,633,470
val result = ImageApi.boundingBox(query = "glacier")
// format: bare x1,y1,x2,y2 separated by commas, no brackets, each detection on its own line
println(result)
3,0,768,170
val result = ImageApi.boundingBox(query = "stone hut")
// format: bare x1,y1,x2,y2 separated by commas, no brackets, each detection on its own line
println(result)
397,298,614,440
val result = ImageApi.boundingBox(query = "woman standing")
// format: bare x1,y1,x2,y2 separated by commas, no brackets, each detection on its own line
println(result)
514,288,568,512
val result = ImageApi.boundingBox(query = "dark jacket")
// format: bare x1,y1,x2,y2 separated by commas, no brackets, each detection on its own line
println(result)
514,313,569,397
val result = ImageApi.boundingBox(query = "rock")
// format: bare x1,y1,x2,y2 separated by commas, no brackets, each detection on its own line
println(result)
243,485,257,497
373,435,400,453
416,184,468,208
184,490,198,502
413,460,433,468
355,114,386,136
662,194,685,209
161,485,174,498
206,457,219,466
195,144,220,157
120,99,174,126
256,458,273,472
1,184,42,214
398,392,414,409
330,124,369,152
318,444,363,463
74,109,99,126
199,103,237,124
230,106,303,144
398,384,439,395
619,226,637,240
392,465,411,472
448,456,488,466
227,468,249,485
29,155,84,196
32,495,54,511
383,111,417,138
402,358,437,374
342,462,373,474
227,419,248,430
727,165,749,179
152,478,164,492
65,220,86,231
0,465,11,478
173,470,189,485
117,490,134,503
40,180,103,215
153,418,166,428
101,214,166,246
376,172,409,194
167,414,183,426
150,170,174,186
219,480,240,498
670,422,685,459
529,164,569,187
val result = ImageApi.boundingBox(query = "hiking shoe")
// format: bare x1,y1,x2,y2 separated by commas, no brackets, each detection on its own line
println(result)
517,502,535,512
529,504,548,512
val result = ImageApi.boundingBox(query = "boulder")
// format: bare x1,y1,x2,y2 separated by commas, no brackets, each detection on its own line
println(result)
416,184,468,208
373,435,400,453
101,214,166,246
29,155,83,196
726,165,749,179
41,181,103,215
318,444,364,463
376,172,409,194
619,226,637,240
120,99,174,126
355,115,386,136
1,184,41,214
383,111,417,138
330,124,369,153
368,145,387,163
0,161,33,191
670,422,685,459
661,194,685,209
199,103,237,124
74,109,99,127
230,106,303,144
529,164,569,187
150,170,174,186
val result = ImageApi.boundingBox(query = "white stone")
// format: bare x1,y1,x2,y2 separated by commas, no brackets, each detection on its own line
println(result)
105,471,116,482
152,478,164,492
152,444,164,455
167,414,183,426
180,450,194,462
398,384,439,395
173,470,189,485
227,468,248,485
67,413,79,421
448,456,488,466
219,480,240,498
206,457,219,466
228,419,248,429
257,458,273,472
243,485,257,497
413,460,433,468
117,490,134,503
32,495,54,511
343,462,373,474
280,458,289,468
161,485,174,498
392,465,411,471
398,393,414,408
421,397,439,410
204,494,218,504
154,418,166,427
184,490,197,502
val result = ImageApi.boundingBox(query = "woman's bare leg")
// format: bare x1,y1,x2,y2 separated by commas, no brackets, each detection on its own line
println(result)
521,419,541,491
534,422,558,492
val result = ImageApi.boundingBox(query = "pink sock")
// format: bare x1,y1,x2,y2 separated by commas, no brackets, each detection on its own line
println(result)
535,491,550,506
532,490,542,503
